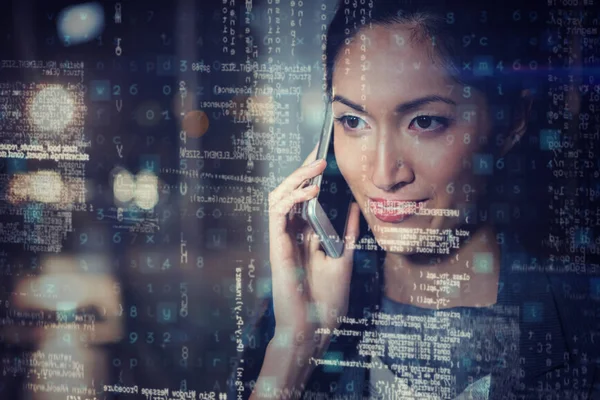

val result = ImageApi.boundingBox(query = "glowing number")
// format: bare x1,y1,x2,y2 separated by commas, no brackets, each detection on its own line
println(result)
529,61,538,70
329,208,338,220
529,12,537,21
362,258,372,269
113,232,122,243
130,306,137,318
462,36,471,48
330,182,337,194
130,332,138,343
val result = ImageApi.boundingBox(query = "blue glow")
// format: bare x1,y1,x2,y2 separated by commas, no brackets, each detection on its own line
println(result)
57,2,105,46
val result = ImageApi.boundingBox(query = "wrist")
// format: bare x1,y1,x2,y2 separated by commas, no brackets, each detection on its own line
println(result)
271,326,331,354
251,340,317,400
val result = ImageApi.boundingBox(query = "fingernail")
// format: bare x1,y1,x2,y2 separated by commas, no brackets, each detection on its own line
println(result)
309,159,322,167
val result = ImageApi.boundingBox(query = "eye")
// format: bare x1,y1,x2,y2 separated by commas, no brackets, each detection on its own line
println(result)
408,115,451,132
335,115,369,131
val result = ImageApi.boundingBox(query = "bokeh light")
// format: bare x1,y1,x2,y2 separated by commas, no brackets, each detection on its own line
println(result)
182,110,210,137
30,170,64,203
111,168,160,210
7,173,29,204
112,168,136,203
57,2,105,46
7,170,64,204
134,171,159,210
30,86,75,132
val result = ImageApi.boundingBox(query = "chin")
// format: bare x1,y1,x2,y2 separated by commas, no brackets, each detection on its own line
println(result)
366,214,442,254
371,232,418,254
368,218,416,253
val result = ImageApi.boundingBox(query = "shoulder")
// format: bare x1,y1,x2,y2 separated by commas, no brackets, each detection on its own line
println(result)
496,251,600,395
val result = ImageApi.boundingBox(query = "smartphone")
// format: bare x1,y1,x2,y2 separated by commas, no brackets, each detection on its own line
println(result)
302,103,354,258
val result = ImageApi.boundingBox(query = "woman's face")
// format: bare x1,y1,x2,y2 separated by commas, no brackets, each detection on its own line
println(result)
332,24,494,254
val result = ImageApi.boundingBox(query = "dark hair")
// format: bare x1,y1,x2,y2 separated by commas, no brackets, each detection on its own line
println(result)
301,1,550,396
324,0,543,108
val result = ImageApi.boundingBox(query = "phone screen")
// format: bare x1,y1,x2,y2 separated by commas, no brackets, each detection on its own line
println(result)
316,128,353,240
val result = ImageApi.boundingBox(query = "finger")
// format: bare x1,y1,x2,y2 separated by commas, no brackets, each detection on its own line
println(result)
269,159,326,205
342,202,361,263
269,185,319,235
308,202,360,258
298,144,321,189
272,185,319,218
288,201,305,222
288,203,298,222
279,142,320,201
308,230,322,255
301,142,320,167
300,224,317,264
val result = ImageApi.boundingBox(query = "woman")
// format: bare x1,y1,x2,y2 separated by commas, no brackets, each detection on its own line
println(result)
229,1,599,399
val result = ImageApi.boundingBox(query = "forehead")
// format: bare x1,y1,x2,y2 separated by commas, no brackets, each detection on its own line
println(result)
332,24,456,105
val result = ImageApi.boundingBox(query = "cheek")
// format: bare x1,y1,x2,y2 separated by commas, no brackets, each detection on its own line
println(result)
420,142,463,183
419,140,478,197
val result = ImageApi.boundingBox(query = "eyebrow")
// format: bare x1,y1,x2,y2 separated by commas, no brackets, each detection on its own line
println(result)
332,94,457,115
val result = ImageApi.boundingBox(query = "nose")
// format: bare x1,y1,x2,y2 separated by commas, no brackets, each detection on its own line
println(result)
370,129,415,192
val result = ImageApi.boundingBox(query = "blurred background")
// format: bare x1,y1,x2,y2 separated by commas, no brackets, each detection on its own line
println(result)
0,0,339,398
0,0,598,399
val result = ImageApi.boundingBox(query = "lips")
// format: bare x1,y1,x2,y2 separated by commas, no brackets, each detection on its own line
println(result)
368,198,427,223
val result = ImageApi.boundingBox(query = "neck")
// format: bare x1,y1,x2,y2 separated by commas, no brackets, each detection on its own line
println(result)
383,223,501,309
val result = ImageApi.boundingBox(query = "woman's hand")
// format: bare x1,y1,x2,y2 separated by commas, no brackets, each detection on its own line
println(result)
267,145,361,352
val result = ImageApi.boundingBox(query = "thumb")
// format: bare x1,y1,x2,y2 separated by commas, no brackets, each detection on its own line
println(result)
342,202,361,263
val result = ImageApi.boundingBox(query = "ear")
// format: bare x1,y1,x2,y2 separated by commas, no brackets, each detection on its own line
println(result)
499,89,534,157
